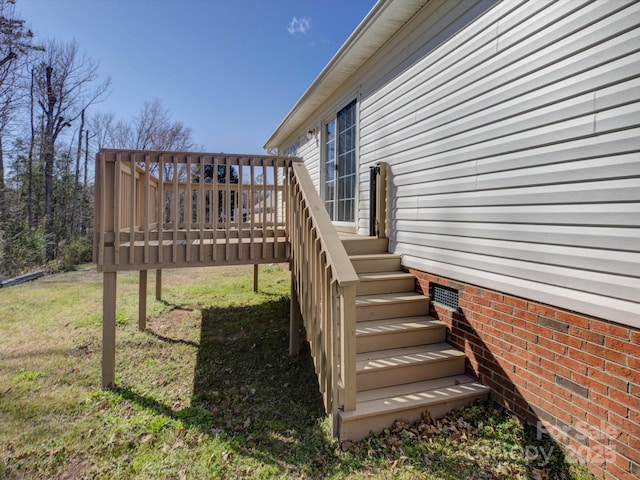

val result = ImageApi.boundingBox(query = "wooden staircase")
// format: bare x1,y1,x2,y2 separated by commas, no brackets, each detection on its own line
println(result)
338,235,490,442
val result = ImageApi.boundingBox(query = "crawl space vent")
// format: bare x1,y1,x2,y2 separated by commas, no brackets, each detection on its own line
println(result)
432,284,459,311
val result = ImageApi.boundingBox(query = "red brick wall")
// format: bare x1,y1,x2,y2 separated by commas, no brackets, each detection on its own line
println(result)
408,268,640,480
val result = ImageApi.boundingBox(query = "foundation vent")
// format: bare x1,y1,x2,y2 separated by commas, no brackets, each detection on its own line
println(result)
431,284,459,311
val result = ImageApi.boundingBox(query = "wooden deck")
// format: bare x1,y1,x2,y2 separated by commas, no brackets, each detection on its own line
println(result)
95,149,486,443
94,149,293,272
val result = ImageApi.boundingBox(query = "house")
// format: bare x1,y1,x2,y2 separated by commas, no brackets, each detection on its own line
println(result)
263,0,640,478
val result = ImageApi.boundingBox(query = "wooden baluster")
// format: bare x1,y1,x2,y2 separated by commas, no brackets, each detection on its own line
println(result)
285,162,291,260
157,154,164,264
129,154,136,264
143,154,150,265
313,235,324,402
225,160,231,261
341,283,357,411
262,160,267,259
186,155,192,263
114,153,121,266
199,156,205,262
249,159,255,260
332,281,342,411
238,158,244,261
212,156,218,262
172,155,178,263
274,159,279,258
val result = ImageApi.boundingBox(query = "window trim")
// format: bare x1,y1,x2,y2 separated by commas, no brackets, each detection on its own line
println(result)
320,98,359,228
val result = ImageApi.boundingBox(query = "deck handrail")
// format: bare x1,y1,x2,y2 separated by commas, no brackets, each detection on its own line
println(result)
94,149,293,271
288,161,359,432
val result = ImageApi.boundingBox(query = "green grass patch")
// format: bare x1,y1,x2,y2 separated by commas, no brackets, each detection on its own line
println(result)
0,265,594,479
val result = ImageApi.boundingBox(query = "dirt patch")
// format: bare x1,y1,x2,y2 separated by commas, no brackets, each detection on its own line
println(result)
150,306,199,332
51,459,92,480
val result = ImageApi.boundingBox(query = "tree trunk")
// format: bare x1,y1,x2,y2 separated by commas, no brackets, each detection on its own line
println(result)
27,68,35,227
0,134,5,224
43,133,54,258
82,128,89,234
71,108,84,235
43,65,56,260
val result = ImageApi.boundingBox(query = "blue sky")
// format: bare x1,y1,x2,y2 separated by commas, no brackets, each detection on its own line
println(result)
18,0,377,153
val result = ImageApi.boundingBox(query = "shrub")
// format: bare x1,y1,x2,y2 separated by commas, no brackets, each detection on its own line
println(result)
0,222,47,278
57,235,93,271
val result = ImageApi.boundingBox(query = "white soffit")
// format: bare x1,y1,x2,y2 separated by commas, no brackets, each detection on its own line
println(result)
264,0,429,150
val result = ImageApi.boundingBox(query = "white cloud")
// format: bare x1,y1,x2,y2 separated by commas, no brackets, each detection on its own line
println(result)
288,16,311,35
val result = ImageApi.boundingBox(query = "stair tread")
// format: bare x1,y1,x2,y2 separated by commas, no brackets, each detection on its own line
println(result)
356,316,444,337
356,343,465,371
341,375,490,420
358,271,415,281
350,253,402,260
356,292,428,306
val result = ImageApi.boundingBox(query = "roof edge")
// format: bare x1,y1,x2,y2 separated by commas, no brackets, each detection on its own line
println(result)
264,0,411,151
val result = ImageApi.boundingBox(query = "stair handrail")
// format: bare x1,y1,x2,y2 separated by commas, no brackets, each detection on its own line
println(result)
288,161,359,432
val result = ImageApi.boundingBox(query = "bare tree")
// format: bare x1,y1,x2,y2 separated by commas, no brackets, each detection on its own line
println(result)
89,110,115,150
0,0,40,222
32,39,110,257
132,98,195,151
70,107,84,234
92,100,197,153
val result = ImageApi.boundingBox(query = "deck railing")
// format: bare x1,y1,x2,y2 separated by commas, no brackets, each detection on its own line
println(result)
288,162,360,433
94,149,294,271
96,148,360,431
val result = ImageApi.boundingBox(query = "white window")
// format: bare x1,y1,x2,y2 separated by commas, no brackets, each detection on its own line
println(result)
323,99,357,224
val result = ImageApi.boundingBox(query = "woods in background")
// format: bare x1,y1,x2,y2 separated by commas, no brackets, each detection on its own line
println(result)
0,0,196,278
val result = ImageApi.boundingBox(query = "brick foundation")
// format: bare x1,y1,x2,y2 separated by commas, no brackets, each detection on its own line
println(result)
408,268,640,480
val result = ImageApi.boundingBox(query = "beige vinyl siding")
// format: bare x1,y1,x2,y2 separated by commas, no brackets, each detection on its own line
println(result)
278,0,640,325
283,132,320,188
300,134,321,189
357,0,640,325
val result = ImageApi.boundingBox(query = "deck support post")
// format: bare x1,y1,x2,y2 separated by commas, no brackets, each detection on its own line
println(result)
253,264,259,292
155,269,162,301
102,271,117,389
290,271,301,356
139,270,147,331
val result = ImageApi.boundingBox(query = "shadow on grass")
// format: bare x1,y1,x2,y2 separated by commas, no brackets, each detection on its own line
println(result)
120,295,336,477
145,329,199,348
117,290,592,479
192,296,334,474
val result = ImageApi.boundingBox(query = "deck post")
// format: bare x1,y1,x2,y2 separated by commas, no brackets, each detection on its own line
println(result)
139,270,147,331
290,270,301,355
155,269,162,301
102,271,117,389
253,264,259,292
